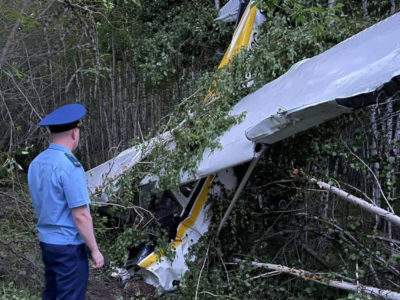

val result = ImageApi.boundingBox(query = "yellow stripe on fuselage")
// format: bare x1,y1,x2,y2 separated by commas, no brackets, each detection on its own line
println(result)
218,2,258,69
205,1,258,102
139,2,260,270
138,176,214,269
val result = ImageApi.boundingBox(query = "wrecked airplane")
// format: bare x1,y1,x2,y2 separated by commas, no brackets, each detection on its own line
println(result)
86,0,400,292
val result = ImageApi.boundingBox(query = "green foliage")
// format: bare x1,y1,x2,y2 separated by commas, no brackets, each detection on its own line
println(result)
1,0,399,298
93,207,176,267
105,226,149,266
0,152,23,179
146,1,398,298
0,282,40,300
93,0,396,299
34,0,399,298
124,0,382,192
250,0,376,89
344,294,374,300
0,146,31,180
0,182,42,298
163,115,383,299
113,0,385,202
96,0,231,88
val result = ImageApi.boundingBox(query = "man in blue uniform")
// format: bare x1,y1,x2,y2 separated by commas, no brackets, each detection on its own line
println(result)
28,104,104,300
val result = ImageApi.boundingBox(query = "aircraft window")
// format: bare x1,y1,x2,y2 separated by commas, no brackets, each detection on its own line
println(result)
137,182,156,209
179,182,196,197
127,190,182,266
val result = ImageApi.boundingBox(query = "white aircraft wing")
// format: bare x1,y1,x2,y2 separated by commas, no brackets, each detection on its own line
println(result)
87,12,400,197
193,12,400,179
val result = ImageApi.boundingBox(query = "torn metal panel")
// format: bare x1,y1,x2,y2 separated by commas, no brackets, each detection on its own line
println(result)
214,0,240,23
137,176,215,290
86,130,172,198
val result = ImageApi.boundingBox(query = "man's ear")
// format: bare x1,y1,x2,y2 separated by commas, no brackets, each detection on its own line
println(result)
71,128,78,140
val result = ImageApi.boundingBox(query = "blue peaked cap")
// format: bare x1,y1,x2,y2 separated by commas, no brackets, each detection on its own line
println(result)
40,104,86,132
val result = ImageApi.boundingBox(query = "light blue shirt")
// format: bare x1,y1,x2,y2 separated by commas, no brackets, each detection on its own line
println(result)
28,143,90,245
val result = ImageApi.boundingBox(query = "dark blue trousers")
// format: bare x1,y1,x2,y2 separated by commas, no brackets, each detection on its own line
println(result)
40,242,88,300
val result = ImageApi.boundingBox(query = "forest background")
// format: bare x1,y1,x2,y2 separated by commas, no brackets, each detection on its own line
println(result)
1,0,400,299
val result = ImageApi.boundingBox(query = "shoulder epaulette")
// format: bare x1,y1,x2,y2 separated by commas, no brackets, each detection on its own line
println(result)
65,153,82,167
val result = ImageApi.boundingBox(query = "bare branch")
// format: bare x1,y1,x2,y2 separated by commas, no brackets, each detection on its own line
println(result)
0,0,30,69
5,71,42,120
195,245,210,300
200,291,240,300
310,179,400,227
233,259,400,300
0,240,43,274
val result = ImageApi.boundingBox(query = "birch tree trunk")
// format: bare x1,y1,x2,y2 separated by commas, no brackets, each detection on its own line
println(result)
392,112,400,197
385,99,394,253
362,0,369,18
110,27,118,152
121,62,128,146
311,179,400,227
370,107,381,226
215,0,220,11
234,259,400,300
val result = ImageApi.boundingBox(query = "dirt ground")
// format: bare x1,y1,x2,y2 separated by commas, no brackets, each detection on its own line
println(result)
87,269,156,300
0,245,156,300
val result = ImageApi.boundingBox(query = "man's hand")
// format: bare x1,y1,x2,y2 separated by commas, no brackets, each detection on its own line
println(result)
91,249,104,269
72,205,104,269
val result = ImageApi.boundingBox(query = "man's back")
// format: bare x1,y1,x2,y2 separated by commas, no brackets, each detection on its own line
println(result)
28,143,89,245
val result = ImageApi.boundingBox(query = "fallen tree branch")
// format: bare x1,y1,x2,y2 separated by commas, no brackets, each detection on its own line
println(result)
232,259,400,300
195,245,210,300
200,291,240,300
310,179,400,227
301,243,329,268
0,240,43,274
368,235,400,246
249,270,280,280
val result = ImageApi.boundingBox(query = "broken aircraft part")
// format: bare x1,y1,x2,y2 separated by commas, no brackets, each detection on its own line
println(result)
86,5,400,292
